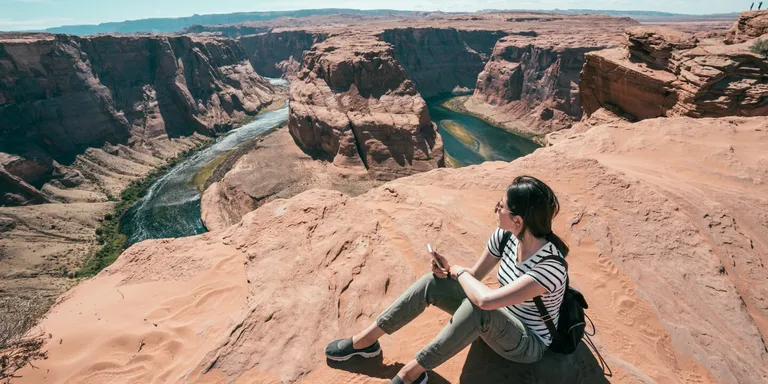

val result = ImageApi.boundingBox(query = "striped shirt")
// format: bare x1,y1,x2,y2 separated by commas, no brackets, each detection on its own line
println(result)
486,228,567,346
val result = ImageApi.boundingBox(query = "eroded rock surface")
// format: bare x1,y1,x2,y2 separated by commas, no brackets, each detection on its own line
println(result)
470,36,613,135
17,116,768,384
238,31,328,79
288,34,444,181
725,10,768,45
201,127,383,231
581,26,768,121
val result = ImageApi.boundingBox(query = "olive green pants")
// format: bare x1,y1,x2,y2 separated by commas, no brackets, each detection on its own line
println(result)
375,273,546,370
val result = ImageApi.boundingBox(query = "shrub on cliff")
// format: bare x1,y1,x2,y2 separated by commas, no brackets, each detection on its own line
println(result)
0,300,48,382
749,38,768,56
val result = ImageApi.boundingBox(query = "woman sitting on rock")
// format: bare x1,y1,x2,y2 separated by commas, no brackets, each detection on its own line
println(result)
326,175,569,384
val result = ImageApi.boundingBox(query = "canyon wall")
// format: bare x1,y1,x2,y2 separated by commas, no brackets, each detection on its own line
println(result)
288,34,444,181
378,28,507,98
0,33,276,205
471,36,612,134
238,31,327,78
581,26,768,121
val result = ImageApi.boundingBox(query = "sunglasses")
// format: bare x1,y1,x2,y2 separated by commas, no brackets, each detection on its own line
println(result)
495,200,510,214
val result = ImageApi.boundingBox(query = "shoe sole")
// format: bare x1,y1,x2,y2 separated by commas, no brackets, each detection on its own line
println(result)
325,347,382,362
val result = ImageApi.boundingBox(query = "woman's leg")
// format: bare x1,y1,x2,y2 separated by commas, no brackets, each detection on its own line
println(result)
352,273,467,349
413,298,546,370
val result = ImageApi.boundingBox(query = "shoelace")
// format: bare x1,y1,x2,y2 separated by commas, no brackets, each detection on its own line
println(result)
584,313,613,377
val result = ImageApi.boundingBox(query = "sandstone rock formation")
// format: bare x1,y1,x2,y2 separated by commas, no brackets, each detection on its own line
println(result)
288,34,444,181
238,31,328,79
378,28,507,98
470,36,613,135
201,127,382,231
0,33,276,205
16,116,768,384
725,10,768,45
581,26,768,121
191,13,637,135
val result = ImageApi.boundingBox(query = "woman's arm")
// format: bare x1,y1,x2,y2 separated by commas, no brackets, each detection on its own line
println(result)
467,248,501,280
452,267,547,310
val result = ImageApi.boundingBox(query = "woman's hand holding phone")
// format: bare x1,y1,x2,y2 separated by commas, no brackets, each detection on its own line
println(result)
428,244,450,279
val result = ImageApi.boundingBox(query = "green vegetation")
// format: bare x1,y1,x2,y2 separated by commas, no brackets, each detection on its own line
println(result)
749,38,768,56
77,144,203,277
440,120,476,147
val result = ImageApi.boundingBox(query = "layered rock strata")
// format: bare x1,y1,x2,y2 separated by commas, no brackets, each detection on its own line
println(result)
238,31,328,79
288,34,444,181
581,26,768,121
17,116,768,384
725,10,768,45
0,33,276,205
470,36,613,134
378,28,507,98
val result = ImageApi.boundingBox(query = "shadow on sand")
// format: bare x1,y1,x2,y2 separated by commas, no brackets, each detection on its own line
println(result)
326,354,451,383
327,340,609,383
460,340,610,383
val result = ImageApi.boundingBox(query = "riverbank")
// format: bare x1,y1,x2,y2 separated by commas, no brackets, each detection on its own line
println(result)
441,96,546,145
427,97,540,167
78,144,206,276
200,125,383,231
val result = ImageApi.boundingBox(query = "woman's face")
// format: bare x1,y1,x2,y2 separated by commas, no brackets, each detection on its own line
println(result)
496,196,523,236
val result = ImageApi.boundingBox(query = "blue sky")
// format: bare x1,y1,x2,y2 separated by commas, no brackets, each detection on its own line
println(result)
0,0,749,31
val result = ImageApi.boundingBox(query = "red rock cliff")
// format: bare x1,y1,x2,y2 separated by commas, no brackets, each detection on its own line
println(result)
378,28,506,98
288,34,444,181
472,36,613,134
238,31,327,79
0,33,275,204
580,26,768,121
725,10,768,45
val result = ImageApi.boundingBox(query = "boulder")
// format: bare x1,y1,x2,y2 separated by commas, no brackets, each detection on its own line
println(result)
725,11,768,45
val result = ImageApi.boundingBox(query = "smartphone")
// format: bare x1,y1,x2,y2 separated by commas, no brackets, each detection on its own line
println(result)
427,244,444,269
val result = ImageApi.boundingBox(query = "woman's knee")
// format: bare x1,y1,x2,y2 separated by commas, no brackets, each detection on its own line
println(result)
453,298,487,330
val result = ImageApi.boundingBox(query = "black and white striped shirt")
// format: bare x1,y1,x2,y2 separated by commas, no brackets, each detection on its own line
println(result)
487,228,567,346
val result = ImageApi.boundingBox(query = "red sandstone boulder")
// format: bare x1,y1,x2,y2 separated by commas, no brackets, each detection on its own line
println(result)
624,26,698,69
725,11,768,45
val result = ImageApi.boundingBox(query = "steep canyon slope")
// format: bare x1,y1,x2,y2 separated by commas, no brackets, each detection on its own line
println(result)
288,34,444,181
199,13,638,136
16,116,768,384
0,32,279,337
0,33,277,206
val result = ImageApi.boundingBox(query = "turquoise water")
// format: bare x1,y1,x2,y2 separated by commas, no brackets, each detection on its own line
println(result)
120,104,288,246
427,97,540,167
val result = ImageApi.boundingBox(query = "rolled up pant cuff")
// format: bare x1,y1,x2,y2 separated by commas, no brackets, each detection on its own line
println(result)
376,315,396,335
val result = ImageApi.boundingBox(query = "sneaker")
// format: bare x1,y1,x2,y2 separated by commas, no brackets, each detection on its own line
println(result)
390,372,428,384
325,337,382,361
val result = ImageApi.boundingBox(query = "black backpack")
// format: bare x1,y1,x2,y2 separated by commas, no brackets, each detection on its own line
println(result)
499,231,612,375
499,232,588,354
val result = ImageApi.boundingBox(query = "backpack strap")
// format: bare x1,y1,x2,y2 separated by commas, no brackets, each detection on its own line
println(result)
532,255,568,345
499,230,513,257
